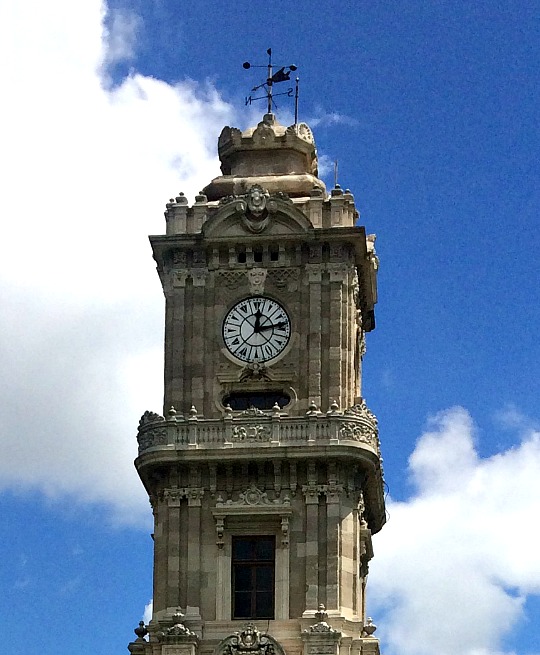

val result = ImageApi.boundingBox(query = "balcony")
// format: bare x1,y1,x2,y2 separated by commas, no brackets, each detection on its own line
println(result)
137,400,381,462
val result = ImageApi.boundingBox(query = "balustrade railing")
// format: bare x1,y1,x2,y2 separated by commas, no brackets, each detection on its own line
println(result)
137,401,380,457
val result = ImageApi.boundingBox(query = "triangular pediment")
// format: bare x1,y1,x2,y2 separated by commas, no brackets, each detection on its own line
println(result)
203,189,313,239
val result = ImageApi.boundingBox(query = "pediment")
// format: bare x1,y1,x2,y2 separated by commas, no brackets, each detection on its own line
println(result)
203,190,313,240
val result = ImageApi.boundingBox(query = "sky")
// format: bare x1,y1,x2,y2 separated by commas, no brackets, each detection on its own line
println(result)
0,1,539,654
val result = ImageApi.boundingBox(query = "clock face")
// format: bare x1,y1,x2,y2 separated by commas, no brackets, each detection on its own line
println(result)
222,296,291,363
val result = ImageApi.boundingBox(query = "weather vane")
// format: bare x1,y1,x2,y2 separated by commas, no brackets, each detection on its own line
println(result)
243,48,299,123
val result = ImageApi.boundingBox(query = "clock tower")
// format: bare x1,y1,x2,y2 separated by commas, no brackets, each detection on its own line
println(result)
130,113,385,655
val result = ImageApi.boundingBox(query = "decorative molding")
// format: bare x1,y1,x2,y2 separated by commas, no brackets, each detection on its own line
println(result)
191,270,209,287
339,422,377,448
269,267,300,290
216,484,291,509
212,485,292,547
171,269,190,288
217,270,245,289
161,487,205,506
326,262,350,283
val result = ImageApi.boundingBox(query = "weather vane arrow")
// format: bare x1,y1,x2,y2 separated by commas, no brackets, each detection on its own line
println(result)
243,48,299,122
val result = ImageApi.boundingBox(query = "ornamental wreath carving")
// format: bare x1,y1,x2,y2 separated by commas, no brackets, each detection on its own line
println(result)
219,624,284,655
231,425,270,442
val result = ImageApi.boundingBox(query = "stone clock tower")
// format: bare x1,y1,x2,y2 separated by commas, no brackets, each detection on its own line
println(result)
129,114,385,655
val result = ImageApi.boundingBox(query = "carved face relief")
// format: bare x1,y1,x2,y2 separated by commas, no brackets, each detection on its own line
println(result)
248,267,267,294
243,185,269,233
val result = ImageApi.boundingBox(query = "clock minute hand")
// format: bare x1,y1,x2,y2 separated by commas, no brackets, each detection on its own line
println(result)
259,321,286,332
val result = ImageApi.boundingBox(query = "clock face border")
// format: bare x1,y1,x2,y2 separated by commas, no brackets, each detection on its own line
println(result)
222,296,291,364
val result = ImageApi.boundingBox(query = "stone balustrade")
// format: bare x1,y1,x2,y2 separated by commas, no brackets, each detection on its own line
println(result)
136,402,381,459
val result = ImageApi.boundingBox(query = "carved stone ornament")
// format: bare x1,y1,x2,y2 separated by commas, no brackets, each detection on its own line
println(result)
160,608,198,644
304,605,340,634
338,422,377,448
219,624,284,655
231,424,271,442
137,411,167,453
243,185,270,233
269,268,299,290
138,410,165,428
247,267,267,294
218,270,245,289
238,406,267,417
344,399,378,424
239,362,271,381
216,484,291,508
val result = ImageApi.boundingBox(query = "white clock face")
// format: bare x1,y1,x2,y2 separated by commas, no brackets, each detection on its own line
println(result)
223,296,291,363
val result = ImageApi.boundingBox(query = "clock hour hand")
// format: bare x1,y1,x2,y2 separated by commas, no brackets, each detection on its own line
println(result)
253,309,262,333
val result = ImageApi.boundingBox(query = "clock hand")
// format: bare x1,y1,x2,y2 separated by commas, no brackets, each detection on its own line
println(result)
254,309,262,333
259,321,287,332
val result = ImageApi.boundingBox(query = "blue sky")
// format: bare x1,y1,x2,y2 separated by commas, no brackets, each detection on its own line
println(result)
1,2,539,654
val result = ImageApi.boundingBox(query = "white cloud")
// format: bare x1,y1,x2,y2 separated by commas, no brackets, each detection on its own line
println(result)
369,407,540,655
0,0,234,524
143,600,153,625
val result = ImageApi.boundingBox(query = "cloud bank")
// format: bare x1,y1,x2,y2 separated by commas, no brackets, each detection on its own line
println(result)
369,407,540,655
0,0,234,524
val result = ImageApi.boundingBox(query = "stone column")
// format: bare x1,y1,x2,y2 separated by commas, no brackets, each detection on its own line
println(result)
190,271,208,411
167,267,188,413
307,264,322,409
185,484,203,619
324,473,342,611
327,265,345,406
303,464,321,614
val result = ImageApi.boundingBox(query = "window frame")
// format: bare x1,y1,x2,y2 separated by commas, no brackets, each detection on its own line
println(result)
231,535,276,620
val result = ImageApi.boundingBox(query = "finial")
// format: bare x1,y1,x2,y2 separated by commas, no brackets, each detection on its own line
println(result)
171,608,184,624
168,405,177,420
189,405,198,418
307,399,318,415
327,399,340,414
134,621,148,641
363,617,377,637
243,49,298,115
315,604,328,622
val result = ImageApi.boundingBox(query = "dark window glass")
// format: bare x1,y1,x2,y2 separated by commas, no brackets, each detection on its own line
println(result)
254,250,263,262
237,251,247,263
223,392,290,411
270,249,279,261
232,536,275,619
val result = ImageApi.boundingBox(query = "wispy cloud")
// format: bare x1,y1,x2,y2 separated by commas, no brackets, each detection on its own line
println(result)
307,107,359,128
102,8,142,67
